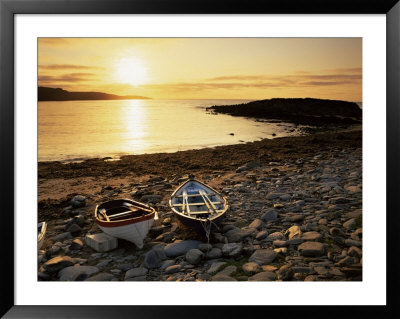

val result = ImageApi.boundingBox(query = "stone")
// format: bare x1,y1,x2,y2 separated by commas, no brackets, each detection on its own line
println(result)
165,265,182,274
185,249,204,265
249,249,277,265
85,233,118,252
248,219,264,230
298,242,325,257
96,259,112,268
216,265,237,276
267,232,284,241
65,223,82,234
125,275,147,281
164,240,201,257
160,260,175,270
198,243,213,252
343,218,356,229
140,194,162,204
302,231,322,241
69,238,84,250
205,248,222,259
277,265,294,281
225,228,254,243
273,240,287,247
287,214,304,222
285,225,302,239
345,239,362,247
58,266,99,281
125,267,148,280
53,232,73,242
42,256,74,273
248,271,276,281
242,262,260,275
222,243,243,257
144,248,167,269
71,195,86,208
255,230,269,240
261,209,278,222
274,247,287,254
329,227,345,237
211,274,237,281
280,194,291,201
207,262,226,274
348,246,362,258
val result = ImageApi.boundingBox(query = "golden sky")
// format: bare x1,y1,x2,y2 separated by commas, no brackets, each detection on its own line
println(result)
38,38,362,101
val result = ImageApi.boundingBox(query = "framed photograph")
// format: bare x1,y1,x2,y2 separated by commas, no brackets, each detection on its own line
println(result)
1,0,399,318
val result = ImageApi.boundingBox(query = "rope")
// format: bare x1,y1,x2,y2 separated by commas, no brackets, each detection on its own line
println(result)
200,217,220,250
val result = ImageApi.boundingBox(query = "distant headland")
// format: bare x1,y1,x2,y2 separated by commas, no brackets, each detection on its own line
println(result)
206,98,362,126
38,87,151,101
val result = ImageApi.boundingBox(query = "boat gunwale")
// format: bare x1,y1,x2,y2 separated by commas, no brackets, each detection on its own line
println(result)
169,178,229,221
38,221,47,243
95,198,156,227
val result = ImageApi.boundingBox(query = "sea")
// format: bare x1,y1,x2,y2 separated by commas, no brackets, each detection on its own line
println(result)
38,99,313,162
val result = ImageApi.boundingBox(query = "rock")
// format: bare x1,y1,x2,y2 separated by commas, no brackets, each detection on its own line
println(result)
255,230,269,240
211,274,237,281
285,225,302,239
85,272,115,281
329,197,349,204
242,262,260,275
329,227,345,237
185,249,204,265
58,266,99,281
125,275,147,281
274,247,287,254
96,259,112,268
205,248,222,259
53,232,73,242
261,209,278,222
117,263,133,272
140,194,162,204
280,194,291,201
165,265,182,274
69,238,84,250
343,218,356,229
248,219,264,230
273,240,287,247
287,214,304,222
164,240,201,257
225,228,253,243
70,195,86,208
198,243,213,252
216,265,237,276
267,232,284,241
144,248,167,269
221,243,243,257
249,249,277,265
302,231,322,241
298,242,325,257
248,271,276,281
42,256,74,273
286,238,304,246
277,265,294,281
345,239,362,247
337,256,355,267
348,246,362,258
207,262,226,274
160,260,175,270
125,267,148,280
65,223,82,234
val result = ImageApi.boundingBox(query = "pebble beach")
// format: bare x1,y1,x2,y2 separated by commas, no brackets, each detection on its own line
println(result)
38,128,362,282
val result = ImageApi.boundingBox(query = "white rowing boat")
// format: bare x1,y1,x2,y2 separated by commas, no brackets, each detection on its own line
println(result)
169,177,228,235
95,199,157,249
38,222,47,250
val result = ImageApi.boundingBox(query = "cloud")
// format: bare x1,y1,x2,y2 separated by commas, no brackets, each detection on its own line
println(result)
39,64,103,70
38,73,97,84
38,38,71,46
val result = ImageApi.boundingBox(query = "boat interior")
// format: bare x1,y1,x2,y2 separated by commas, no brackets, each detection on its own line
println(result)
97,200,152,222
171,182,225,217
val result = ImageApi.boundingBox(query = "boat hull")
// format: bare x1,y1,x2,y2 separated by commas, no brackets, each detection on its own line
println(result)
97,218,154,249
38,222,47,250
95,199,156,249
169,178,228,237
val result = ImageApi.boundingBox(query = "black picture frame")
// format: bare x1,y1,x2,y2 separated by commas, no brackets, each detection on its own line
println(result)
1,0,399,318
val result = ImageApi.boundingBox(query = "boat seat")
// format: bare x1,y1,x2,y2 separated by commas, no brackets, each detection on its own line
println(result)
189,210,225,215
107,211,136,219
172,202,222,207
176,193,215,198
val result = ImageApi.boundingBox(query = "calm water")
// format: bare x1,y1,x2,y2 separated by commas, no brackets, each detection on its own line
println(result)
38,99,304,162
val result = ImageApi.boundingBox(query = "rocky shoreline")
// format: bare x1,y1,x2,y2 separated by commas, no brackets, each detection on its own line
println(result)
38,130,362,281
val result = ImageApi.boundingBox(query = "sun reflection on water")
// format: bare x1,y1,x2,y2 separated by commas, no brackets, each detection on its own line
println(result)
121,100,149,153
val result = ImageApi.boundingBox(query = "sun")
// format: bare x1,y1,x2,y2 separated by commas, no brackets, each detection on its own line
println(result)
115,57,148,86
